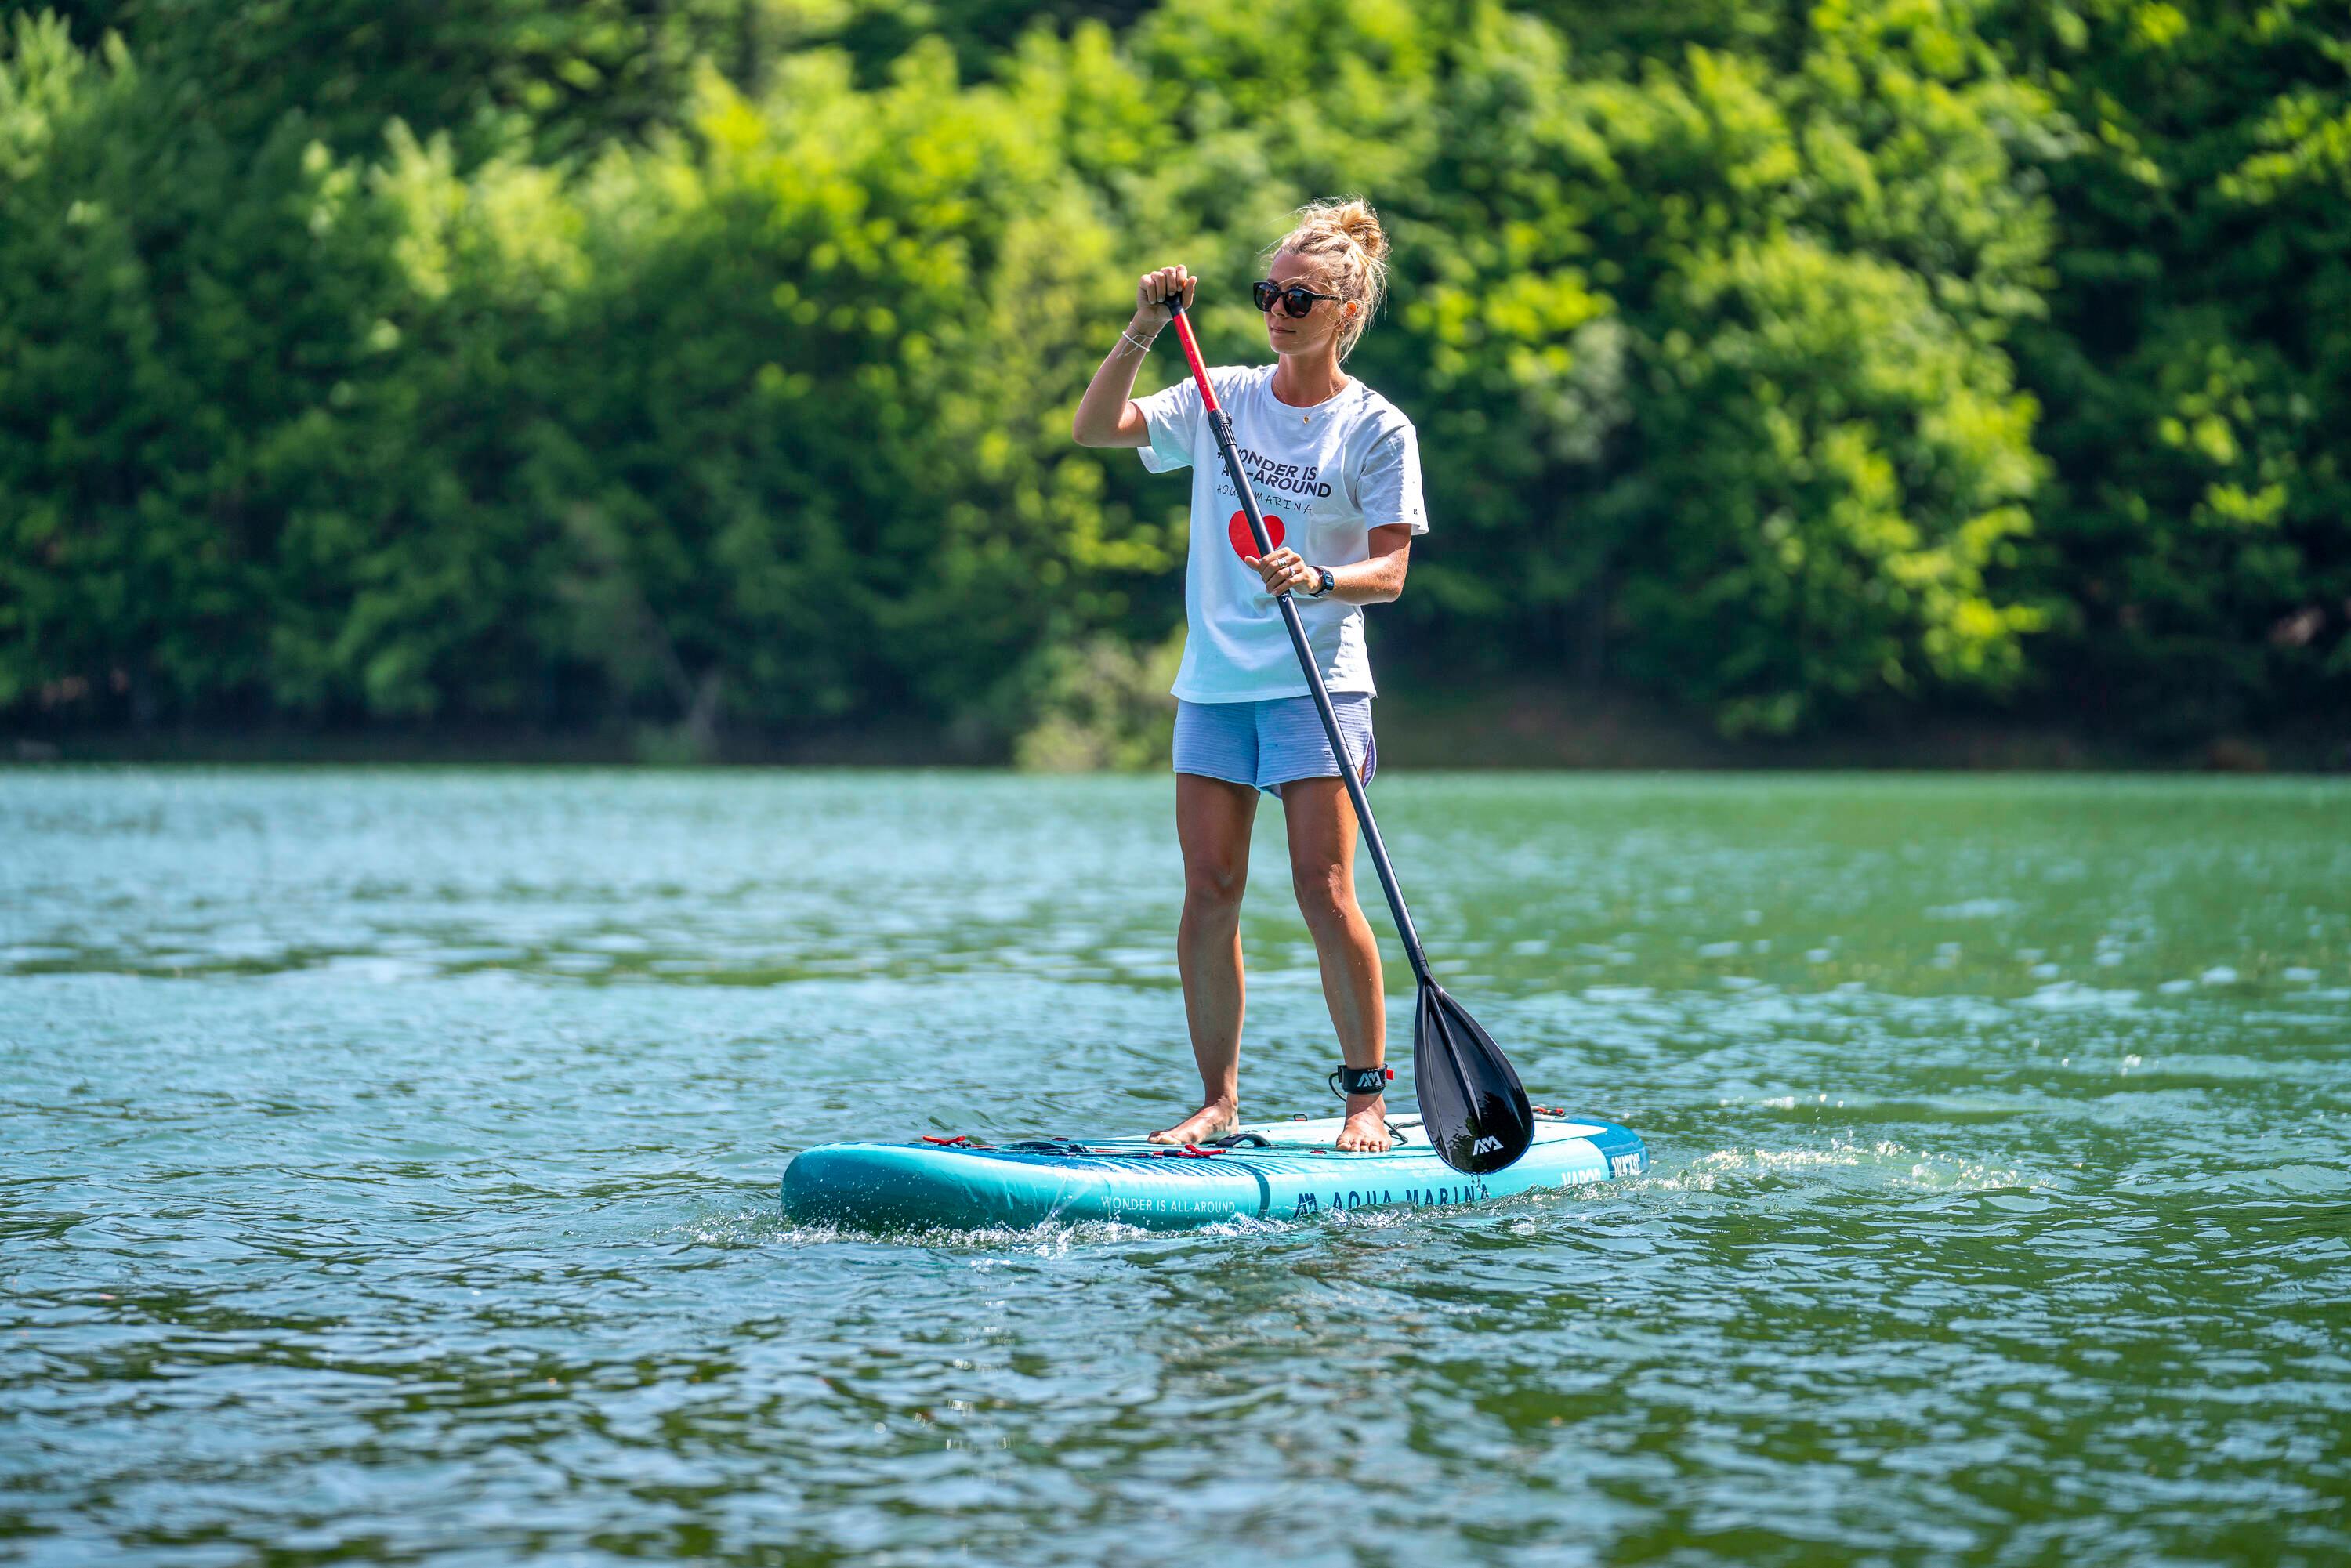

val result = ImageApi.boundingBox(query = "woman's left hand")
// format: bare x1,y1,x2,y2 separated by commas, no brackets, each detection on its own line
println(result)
1247,546,1320,598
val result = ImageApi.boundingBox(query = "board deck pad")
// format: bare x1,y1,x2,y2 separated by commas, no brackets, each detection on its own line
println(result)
782,1110,1647,1232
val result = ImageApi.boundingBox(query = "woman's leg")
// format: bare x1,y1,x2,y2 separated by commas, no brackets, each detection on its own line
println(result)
1281,777,1391,1152
1154,771,1261,1143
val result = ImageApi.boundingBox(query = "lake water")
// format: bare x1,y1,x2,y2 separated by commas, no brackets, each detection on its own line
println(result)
4,770,2346,1566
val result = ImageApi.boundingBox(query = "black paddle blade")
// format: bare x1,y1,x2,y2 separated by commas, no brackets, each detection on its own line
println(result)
1411,982,1534,1173
1401,987,1533,1171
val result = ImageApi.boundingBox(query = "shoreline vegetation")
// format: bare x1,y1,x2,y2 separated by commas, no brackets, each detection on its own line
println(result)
5,2,2346,757
10,679,2345,773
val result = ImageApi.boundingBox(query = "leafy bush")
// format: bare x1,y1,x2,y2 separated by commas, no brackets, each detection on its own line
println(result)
1013,627,1183,771
3,0,2344,750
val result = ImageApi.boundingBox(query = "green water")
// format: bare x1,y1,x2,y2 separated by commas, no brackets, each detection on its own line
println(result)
4,770,2347,1566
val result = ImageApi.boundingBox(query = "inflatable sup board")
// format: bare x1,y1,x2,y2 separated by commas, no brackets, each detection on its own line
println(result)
782,1109,1646,1231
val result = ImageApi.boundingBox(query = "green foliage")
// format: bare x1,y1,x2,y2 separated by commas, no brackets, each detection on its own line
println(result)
1110,0,2054,730
0,9,398,720
1988,0,2351,734
2,0,2344,748
42,0,1164,165
244,49,1161,733
1013,625,1182,770
38,0,813,161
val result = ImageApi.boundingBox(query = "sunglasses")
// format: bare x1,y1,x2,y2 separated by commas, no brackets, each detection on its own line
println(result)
1252,279,1344,317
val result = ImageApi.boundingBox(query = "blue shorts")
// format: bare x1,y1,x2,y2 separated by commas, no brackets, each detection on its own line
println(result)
1172,694,1376,797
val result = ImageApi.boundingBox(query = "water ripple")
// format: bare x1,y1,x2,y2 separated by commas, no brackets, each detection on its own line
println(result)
3,770,2346,1565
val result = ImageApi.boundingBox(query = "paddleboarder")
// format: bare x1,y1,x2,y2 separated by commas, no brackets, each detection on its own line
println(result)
1073,200,1425,1153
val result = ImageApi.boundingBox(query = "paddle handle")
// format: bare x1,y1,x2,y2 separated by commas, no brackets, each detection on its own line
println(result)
1161,299,1431,987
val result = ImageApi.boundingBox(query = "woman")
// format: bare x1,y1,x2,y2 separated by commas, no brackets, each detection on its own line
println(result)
1071,200,1425,1153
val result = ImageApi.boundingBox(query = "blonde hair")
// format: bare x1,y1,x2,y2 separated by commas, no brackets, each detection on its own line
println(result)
1269,197,1390,362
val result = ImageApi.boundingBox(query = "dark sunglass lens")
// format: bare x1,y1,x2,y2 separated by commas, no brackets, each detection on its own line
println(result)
1253,281,1280,312
1282,288,1317,317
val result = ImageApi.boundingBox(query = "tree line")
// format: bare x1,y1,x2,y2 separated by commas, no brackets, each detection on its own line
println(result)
2,0,2344,755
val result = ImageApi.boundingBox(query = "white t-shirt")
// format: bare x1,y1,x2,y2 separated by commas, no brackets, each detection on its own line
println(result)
1136,364,1427,703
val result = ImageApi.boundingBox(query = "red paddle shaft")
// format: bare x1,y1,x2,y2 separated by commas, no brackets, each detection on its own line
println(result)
1161,299,1430,987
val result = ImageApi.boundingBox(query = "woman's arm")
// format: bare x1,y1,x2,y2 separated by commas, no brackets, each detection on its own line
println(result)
1072,265,1195,447
1248,525,1413,604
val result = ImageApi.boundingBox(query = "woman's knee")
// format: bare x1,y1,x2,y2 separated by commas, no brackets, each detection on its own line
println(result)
1184,856,1248,918
1290,860,1358,934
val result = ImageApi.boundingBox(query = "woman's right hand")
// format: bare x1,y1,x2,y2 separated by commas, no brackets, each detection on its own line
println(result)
1135,265,1195,325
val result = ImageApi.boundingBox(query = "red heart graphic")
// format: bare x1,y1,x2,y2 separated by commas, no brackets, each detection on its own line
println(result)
1229,510,1284,560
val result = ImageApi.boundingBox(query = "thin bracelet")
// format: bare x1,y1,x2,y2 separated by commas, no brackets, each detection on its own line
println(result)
1118,327,1157,355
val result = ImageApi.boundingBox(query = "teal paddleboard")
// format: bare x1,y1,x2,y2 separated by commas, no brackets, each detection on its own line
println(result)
782,1109,1646,1231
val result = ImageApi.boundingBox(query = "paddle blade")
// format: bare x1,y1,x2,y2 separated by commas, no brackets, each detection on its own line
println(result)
1411,983,1534,1174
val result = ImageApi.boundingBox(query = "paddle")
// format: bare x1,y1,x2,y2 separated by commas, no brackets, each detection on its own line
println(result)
1157,295,1534,1175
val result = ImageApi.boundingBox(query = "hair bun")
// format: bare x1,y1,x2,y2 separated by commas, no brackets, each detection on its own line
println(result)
1331,200,1389,263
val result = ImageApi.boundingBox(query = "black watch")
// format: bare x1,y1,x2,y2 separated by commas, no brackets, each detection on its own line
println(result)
1303,567,1335,599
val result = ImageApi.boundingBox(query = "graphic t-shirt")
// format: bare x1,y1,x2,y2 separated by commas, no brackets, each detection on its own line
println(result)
1136,364,1426,703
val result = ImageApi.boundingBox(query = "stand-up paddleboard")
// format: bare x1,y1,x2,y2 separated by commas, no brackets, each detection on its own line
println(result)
782,1109,1646,1232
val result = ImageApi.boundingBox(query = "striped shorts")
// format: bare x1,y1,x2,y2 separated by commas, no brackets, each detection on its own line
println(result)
1172,693,1376,797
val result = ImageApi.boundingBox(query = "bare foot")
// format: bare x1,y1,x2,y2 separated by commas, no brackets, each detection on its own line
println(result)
1150,1098,1239,1145
1335,1096,1392,1152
